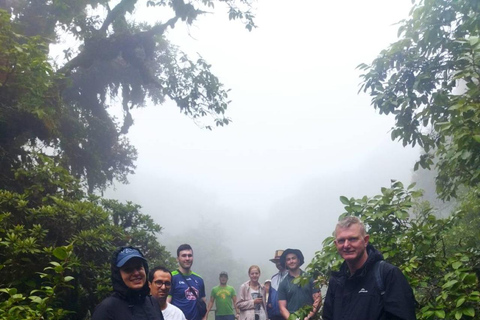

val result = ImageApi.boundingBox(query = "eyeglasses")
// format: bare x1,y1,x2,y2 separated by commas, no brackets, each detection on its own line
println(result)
335,237,360,245
153,280,172,288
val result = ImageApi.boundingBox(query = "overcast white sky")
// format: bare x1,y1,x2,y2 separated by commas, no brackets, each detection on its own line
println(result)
105,0,420,276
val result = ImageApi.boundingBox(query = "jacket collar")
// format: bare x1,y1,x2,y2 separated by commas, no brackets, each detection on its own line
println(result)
286,269,304,279
335,244,383,279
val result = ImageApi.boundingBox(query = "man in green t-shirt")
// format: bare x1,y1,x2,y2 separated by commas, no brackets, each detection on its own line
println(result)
206,271,239,320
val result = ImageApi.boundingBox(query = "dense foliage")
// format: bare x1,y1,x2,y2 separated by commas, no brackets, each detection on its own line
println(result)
358,0,480,200
0,156,176,319
0,0,255,193
0,1,256,318
307,182,479,320
305,1,480,320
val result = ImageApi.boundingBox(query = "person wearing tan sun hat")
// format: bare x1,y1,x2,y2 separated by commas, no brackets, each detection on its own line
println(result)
269,250,288,291
265,250,287,320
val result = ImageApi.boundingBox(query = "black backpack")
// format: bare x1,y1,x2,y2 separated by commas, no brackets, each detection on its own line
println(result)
374,260,387,295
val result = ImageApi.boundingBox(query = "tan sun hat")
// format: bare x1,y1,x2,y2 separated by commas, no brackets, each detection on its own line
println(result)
269,250,284,263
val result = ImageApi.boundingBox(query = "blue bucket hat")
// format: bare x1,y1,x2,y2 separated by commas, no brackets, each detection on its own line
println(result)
280,248,304,268
116,247,146,267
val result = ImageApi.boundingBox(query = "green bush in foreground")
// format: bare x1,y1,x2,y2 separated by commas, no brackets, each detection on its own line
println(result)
0,155,175,319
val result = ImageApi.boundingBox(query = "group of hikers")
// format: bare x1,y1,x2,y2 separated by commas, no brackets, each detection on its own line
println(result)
92,216,417,320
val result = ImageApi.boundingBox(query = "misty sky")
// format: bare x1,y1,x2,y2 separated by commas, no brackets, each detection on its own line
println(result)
104,0,421,281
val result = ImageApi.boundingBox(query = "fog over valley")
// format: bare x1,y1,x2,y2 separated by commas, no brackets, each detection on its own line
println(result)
4,0,477,318
105,0,421,289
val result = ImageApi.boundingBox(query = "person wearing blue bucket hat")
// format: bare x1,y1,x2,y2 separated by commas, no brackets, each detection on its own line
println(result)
92,246,164,320
278,249,321,320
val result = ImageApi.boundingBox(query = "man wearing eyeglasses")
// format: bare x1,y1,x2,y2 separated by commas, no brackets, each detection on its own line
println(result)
168,244,207,320
322,216,417,320
150,266,186,320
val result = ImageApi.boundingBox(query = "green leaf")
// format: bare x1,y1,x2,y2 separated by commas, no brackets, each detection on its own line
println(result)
52,247,67,260
64,276,74,282
339,196,349,205
395,211,409,219
442,280,458,288
456,297,465,307
473,135,480,143
448,104,463,111
424,311,434,317
463,307,475,317
468,36,479,46
464,273,477,285
413,161,419,171
434,310,445,319
461,150,471,160
455,311,462,320
452,261,462,269
29,295,43,303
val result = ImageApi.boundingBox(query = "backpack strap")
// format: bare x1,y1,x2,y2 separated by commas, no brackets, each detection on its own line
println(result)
178,270,199,298
374,260,386,296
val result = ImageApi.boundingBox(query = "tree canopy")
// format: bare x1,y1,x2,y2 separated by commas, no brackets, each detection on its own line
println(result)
0,0,255,193
303,1,480,320
0,1,255,318
358,0,480,200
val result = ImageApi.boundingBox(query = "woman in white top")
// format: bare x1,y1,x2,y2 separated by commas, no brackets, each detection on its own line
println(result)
237,265,267,320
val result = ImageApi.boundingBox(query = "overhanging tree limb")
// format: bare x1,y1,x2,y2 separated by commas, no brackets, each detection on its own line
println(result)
99,0,138,35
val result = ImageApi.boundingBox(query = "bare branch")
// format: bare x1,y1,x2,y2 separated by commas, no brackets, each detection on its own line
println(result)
98,0,138,35
58,18,178,77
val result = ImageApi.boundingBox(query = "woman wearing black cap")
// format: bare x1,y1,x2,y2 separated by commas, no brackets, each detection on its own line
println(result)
92,246,164,320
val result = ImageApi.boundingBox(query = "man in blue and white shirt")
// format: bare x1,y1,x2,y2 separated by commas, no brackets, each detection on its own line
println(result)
168,244,207,320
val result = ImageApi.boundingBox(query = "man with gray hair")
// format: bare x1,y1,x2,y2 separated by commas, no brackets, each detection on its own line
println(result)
322,216,417,320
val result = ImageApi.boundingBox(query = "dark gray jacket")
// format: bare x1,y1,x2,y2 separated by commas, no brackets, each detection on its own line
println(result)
92,246,164,320
322,244,416,320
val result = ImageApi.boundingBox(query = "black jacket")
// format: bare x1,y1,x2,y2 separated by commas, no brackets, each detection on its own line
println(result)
322,244,416,320
92,246,164,320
